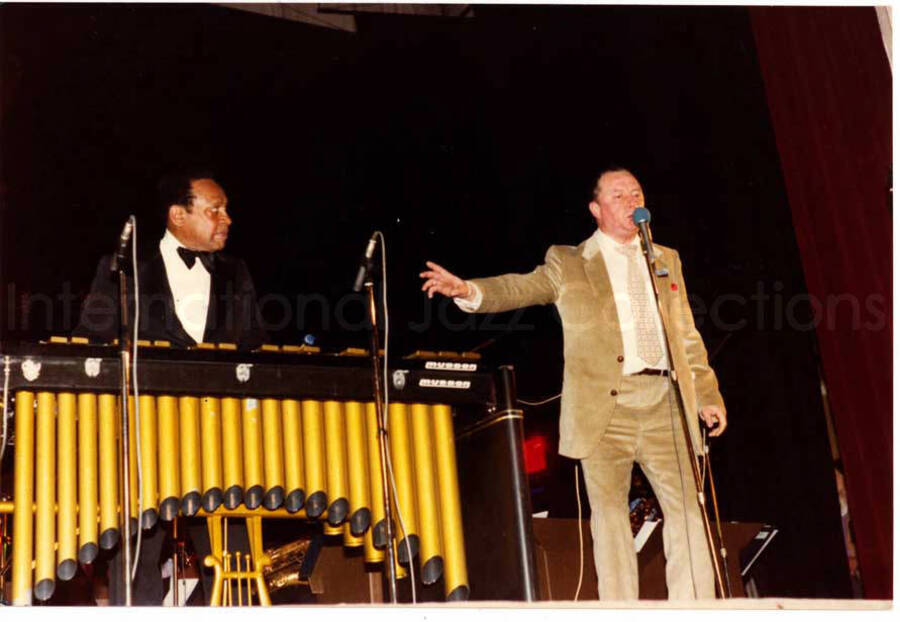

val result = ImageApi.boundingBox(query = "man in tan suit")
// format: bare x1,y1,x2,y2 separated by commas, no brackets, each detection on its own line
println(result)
420,168,727,600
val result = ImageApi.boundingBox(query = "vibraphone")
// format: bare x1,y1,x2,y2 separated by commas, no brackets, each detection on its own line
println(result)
0,340,536,605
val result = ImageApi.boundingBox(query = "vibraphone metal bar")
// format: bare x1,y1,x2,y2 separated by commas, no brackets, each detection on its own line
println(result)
1,342,497,605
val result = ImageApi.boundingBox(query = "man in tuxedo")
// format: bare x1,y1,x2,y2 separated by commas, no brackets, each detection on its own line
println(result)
75,172,266,350
75,168,267,604
419,168,728,600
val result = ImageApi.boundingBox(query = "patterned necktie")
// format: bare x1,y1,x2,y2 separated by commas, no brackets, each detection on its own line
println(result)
615,243,663,366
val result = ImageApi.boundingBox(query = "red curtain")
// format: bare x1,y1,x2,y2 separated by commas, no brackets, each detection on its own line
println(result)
749,7,892,599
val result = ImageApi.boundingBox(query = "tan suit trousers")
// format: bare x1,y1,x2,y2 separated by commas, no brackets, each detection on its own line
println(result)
580,373,715,600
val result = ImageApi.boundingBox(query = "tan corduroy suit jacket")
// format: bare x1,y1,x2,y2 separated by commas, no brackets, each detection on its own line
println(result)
469,236,725,459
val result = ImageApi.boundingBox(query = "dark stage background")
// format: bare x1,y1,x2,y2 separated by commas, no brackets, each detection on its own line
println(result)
0,3,870,598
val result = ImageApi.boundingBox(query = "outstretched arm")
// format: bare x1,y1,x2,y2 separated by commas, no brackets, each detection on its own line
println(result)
419,247,562,314
420,261,476,301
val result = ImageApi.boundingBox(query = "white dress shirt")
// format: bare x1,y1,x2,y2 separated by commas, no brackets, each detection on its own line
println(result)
583,228,669,374
159,229,211,344
455,228,669,374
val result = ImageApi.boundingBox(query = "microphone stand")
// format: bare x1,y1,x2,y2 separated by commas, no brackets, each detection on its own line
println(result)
702,334,734,597
361,255,399,603
114,251,134,606
703,437,733,597
636,227,728,599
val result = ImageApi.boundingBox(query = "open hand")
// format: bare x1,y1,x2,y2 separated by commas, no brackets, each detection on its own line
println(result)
419,261,471,299
699,405,727,437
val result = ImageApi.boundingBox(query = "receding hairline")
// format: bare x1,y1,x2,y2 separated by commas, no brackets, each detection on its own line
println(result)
593,168,638,199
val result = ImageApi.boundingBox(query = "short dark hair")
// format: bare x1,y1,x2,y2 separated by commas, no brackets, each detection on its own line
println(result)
157,166,216,215
592,166,635,200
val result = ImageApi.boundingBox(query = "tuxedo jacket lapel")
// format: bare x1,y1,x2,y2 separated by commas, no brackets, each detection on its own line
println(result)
140,252,195,347
143,251,243,347
203,256,235,345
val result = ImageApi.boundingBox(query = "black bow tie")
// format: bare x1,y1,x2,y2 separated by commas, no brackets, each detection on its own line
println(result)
177,247,216,272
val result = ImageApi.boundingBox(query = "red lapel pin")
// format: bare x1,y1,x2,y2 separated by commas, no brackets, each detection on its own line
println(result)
671,283,678,291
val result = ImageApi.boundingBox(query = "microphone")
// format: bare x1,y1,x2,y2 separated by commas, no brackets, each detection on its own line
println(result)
352,232,378,292
109,217,135,272
633,207,669,277
632,207,654,260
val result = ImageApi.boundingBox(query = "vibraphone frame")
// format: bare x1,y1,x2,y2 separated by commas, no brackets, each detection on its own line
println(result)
0,342,538,605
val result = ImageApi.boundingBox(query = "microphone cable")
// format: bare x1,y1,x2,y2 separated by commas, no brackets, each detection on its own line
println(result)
0,356,11,493
518,393,561,407
128,215,145,582
699,429,709,486
372,231,418,602
573,463,585,601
